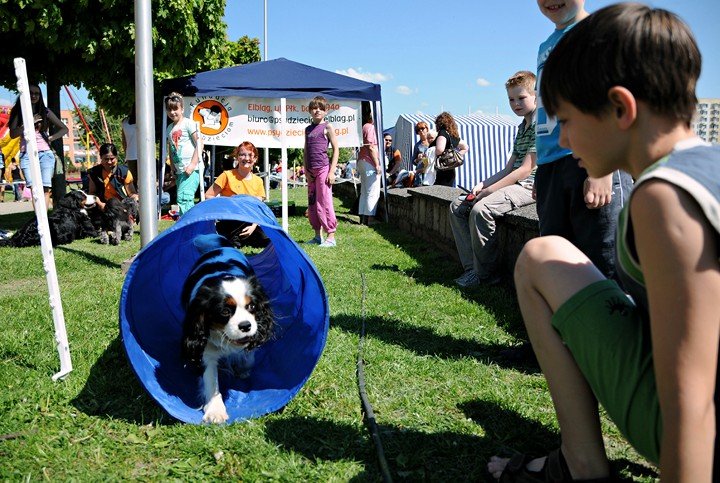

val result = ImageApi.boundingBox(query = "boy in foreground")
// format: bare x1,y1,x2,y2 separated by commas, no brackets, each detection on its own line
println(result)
488,3,719,482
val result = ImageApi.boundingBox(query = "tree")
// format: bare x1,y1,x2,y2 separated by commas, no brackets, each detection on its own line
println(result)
0,0,260,201
0,0,260,116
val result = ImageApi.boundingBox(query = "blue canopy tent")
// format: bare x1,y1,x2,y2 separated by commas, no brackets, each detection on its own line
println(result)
121,196,329,423
160,58,387,230
163,57,381,101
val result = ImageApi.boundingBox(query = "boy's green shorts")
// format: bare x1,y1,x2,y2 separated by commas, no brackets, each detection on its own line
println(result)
551,279,661,463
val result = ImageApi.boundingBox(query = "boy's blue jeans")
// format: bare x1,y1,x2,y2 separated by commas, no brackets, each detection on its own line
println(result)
535,155,633,281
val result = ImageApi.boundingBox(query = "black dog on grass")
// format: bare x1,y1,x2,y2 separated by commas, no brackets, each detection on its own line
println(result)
89,197,139,245
0,190,97,248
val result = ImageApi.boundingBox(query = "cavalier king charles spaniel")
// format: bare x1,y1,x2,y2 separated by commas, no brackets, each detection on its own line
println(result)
181,233,274,424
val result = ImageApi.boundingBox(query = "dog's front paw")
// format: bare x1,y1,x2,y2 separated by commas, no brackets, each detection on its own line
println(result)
202,397,229,424
99,232,109,244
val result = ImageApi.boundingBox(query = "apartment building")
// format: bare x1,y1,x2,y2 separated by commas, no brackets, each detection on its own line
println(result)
60,109,96,163
694,98,720,144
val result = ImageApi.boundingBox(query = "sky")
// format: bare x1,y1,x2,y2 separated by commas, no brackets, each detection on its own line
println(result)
2,0,719,128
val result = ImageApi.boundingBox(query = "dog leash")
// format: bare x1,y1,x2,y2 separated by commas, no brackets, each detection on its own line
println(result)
357,273,393,483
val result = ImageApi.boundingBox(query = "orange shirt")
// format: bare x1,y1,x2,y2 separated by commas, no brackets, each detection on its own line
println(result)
213,170,265,199
89,164,134,200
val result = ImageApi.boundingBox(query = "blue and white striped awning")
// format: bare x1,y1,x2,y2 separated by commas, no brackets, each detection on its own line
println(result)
393,113,519,190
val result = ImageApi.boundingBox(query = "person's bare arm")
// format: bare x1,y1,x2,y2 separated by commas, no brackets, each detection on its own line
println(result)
326,123,339,185
633,181,720,482
434,136,447,156
457,140,469,157
125,176,139,199
369,144,380,171
121,127,128,153
9,111,23,139
205,182,222,199
303,132,314,183
184,130,199,175
88,176,106,211
46,110,68,142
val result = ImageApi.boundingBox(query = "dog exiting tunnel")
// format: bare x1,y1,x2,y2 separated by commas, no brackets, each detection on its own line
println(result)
180,233,275,424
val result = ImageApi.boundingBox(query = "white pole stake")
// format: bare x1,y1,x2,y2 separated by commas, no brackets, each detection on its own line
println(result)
196,121,205,202
158,110,168,220
280,98,288,233
14,58,72,380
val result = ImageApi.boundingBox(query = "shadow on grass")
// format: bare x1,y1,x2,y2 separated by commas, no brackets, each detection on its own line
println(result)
264,398,565,482
367,239,530,346
334,183,359,212
56,245,121,269
332,312,539,374
0,210,34,230
71,337,176,425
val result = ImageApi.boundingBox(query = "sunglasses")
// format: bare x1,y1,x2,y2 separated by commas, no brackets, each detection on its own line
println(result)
384,138,392,142
165,95,182,102
417,127,428,131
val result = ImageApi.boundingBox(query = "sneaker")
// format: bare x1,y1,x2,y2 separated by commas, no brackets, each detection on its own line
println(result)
318,239,336,248
456,271,481,287
305,236,322,245
454,270,477,285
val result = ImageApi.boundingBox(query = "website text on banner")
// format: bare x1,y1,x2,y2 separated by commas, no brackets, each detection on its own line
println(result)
187,97,362,148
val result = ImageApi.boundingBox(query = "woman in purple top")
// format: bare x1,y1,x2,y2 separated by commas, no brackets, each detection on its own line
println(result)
303,96,339,247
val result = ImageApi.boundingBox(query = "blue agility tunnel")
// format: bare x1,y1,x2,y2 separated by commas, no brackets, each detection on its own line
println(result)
120,195,329,424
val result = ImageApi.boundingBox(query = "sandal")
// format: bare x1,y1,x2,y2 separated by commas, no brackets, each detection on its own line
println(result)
499,448,612,482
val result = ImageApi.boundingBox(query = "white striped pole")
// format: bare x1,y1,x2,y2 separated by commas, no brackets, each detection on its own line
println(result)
14,58,72,380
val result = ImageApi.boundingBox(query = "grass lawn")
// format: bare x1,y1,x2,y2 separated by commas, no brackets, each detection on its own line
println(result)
0,187,657,481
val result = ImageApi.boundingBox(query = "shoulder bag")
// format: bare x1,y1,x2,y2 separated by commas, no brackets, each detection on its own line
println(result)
435,134,464,171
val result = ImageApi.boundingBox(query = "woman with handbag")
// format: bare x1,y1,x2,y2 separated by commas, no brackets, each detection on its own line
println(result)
8,84,68,209
430,112,465,187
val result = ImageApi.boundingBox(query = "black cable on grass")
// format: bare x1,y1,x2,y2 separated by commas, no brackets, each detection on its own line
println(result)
357,273,393,483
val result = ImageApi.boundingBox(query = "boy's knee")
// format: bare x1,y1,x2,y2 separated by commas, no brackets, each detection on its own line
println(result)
515,240,539,285
514,236,573,283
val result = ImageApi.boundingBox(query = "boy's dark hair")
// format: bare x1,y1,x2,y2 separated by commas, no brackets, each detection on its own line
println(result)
541,2,701,126
309,96,328,111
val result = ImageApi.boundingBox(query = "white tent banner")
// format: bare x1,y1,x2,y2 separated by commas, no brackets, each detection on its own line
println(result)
186,97,362,148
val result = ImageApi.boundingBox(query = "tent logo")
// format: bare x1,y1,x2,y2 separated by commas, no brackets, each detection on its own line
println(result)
192,100,230,135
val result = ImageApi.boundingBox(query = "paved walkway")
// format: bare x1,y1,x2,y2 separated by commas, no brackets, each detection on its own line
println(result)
0,199,34,216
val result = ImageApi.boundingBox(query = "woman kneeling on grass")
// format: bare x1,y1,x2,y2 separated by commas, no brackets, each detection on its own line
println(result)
488,4,720,482
205,141,268,248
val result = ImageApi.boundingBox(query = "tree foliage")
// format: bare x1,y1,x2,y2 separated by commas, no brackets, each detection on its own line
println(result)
0,0,261,115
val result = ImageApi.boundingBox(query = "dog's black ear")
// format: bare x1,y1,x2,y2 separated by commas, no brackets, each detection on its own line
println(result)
57,194,76,210
181,288,211,366
246,276,275,349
